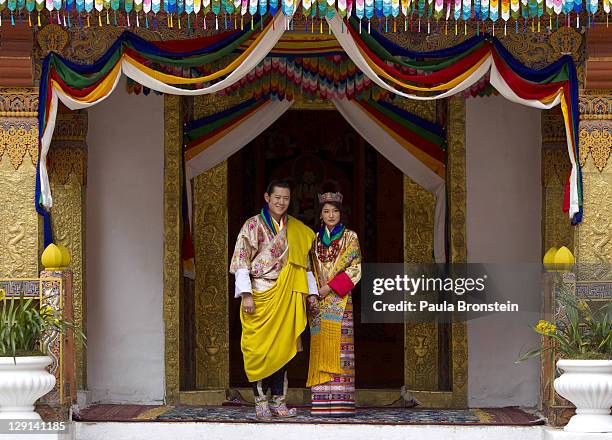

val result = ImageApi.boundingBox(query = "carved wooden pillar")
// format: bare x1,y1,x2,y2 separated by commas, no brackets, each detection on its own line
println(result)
401,98,440,397
447,95,468,408
164,95,183,404
39,269,77,419
0,88,40,278
47,108,88,390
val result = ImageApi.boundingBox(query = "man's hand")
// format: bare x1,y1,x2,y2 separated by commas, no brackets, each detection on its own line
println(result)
319,284,331,298
241,293,255,314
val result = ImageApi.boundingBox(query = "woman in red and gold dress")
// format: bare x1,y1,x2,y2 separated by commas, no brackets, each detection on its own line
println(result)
307,192,362,417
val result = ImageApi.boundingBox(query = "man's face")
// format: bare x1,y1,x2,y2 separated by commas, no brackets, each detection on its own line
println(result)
264,187,290,218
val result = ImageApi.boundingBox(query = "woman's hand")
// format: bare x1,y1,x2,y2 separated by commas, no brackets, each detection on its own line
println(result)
241,293,255,314
306,295,319,315
318,284,331,298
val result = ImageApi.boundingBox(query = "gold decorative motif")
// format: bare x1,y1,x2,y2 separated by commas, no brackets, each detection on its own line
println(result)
549,26,583,62
579,123,612,172
542,146,574,254
36,24,69,56
194,94,243,120
447,96,468,408
448,96,467,264
49,166,86,389
0,159,39,278
53,113,89,142
391,97,436,124
579,94,612,119
542,110,567,145
575,134,612,280
403,176,436,263
0,88,39,116
194,162,229,389
47,143,87,186
403,177,438,391
404,325,439,391
164,95,183,404
0,118,39,169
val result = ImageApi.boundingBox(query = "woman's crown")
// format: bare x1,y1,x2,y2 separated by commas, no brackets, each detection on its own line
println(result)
318,192,343,203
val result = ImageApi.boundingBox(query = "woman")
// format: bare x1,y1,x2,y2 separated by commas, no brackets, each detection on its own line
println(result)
307,192,361,417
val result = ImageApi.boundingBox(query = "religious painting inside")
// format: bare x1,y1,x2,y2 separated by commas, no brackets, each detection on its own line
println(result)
0,6,610,437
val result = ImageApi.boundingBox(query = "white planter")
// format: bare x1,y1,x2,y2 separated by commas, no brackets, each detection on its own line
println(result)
554,359,612,433
0,356,56,420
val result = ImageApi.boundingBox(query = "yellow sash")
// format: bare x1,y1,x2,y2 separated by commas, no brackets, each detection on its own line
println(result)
240,216,314,382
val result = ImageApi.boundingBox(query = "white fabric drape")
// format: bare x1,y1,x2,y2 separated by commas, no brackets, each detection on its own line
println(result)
332,98,446,263
39,9,296,209
326,12,579,220
185,99,294,226
185,97,447,262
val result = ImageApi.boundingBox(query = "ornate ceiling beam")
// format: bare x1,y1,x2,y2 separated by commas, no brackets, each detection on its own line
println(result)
585,24,612,91
0,24,33,87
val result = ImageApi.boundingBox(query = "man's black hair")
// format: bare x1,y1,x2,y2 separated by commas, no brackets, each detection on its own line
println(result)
265,179,291,195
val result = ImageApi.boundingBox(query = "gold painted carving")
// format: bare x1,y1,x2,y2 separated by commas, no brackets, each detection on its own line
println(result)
448,96,467,264
447,96,468,408
0,159,39,278
53,112,89,142
194,162,229,389
0,118,38,169
403,176,438,391
194,94,243,120
579,94,612,120
542,147,574,253
390,97,436,124
164,94,182,404
0,88,39,117
47,143,87,186
36,24,69,56
542,110,567,145
403,176,436,263
578,123,612,172
575,122,612,280
49,148,87,389
549,27,583,63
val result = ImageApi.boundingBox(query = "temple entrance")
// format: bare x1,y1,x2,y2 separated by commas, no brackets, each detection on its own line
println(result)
179,97,465,407
228,109,405,389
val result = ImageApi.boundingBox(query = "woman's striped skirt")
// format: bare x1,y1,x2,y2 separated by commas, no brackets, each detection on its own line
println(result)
311,294,355,417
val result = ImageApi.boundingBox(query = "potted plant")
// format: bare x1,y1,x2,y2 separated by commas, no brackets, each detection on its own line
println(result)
519,287,612,433
0,288,84,420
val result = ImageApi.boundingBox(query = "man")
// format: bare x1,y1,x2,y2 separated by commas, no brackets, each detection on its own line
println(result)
230,180,318,418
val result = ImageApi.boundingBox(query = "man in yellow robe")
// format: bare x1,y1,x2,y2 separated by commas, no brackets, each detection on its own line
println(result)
230,180,317,417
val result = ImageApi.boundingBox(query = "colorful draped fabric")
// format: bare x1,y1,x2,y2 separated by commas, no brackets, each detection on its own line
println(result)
35,11,582,250
183,96,446,177
330,16,582,222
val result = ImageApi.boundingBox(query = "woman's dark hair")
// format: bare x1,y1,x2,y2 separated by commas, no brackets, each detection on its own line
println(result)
266,179,291,195
318,201,346,227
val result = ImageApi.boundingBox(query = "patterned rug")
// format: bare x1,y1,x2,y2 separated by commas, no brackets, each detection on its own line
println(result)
74,405,545,426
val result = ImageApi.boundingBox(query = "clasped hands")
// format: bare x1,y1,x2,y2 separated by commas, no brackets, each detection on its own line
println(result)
241,284,332,315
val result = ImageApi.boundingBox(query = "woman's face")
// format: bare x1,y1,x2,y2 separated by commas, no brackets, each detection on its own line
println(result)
321,203,341,228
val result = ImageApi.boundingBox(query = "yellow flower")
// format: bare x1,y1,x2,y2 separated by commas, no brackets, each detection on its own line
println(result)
53,318,61,326
0,289,5,302
578,300,589,312
535,320,556,335
41,306,54,316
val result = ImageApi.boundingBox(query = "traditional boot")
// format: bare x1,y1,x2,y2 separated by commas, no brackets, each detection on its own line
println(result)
254,396,272,418
269,395,297,417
